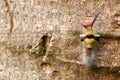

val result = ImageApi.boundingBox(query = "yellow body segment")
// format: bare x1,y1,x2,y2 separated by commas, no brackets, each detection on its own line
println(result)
85,38,95,48
84,30,95,48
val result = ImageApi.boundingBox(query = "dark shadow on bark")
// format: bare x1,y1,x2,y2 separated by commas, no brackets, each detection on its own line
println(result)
90,66,120,75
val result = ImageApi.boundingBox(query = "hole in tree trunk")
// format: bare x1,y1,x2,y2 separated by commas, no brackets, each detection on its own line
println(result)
42,35,51,54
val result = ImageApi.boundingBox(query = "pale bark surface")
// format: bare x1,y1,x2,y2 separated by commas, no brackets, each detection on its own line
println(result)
0,0,120,79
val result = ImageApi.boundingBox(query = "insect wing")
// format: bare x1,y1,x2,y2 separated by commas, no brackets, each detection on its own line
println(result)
95,34,100,37
80,34,85,37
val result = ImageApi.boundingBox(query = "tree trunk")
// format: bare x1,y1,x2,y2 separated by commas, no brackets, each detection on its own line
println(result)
0,0,120,79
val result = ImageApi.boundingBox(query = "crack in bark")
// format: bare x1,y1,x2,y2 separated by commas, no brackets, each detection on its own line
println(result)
4,0,14,34
100,33,120,40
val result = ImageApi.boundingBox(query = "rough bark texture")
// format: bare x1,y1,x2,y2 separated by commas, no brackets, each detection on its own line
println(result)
0,0,120,80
